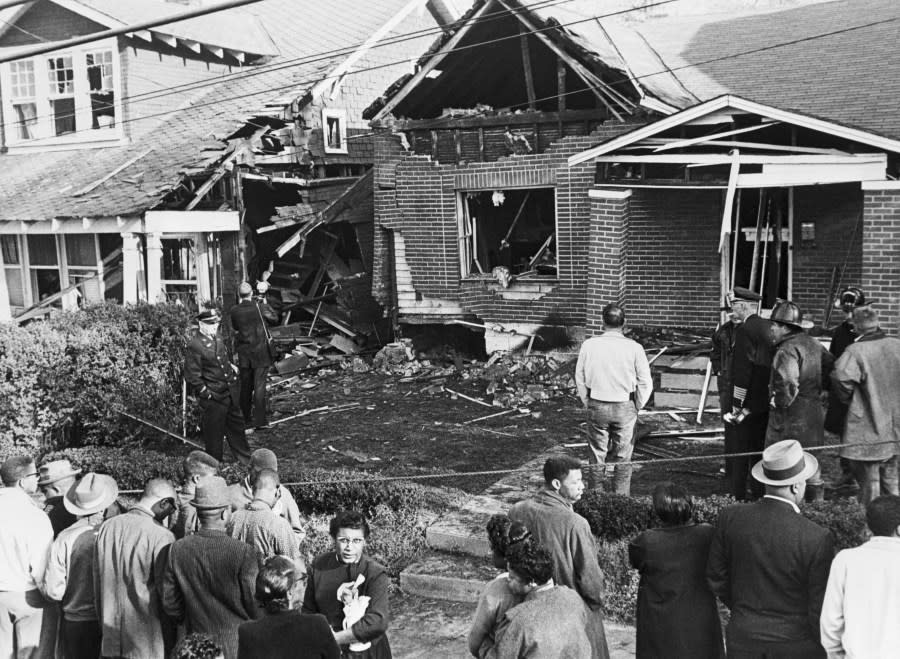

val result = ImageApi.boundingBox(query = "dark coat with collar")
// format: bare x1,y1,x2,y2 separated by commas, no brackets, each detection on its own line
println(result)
238,610,340,659
227,300,278,368
706,498,834,656
184,330,240,404
731,314,774,414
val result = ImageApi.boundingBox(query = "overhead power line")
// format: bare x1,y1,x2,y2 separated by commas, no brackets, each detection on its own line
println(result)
3,0,895,146
0,0,267,65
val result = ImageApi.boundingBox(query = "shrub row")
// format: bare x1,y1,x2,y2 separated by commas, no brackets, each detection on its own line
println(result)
0,303,196,454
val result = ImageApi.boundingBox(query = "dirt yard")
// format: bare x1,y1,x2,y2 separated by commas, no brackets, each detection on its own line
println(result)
245,363,768,499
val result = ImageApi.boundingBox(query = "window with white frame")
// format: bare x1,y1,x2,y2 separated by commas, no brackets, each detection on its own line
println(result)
1,39,122,147
322,108,348,154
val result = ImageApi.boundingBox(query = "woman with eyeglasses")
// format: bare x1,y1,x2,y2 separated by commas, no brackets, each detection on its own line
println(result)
238,555,339,658
302,510,392,658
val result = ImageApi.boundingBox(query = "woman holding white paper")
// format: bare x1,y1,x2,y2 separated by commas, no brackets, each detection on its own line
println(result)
302,510,392,658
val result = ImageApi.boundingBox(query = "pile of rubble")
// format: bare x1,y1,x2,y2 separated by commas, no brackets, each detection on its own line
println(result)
370,340,578,408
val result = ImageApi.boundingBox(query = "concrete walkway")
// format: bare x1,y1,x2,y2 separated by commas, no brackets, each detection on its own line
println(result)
396,444,637,657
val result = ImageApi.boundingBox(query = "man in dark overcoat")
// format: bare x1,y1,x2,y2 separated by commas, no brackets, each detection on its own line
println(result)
724,287,774,500
707,440,834,659
824,286,868,490
184,310,250,465
711,305,741,484
765,301,834,501
227,282,278,430
831,305,900,505
161,477,260,659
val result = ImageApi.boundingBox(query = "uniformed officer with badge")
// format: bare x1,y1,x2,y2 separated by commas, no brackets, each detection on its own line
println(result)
724,286,774,500
184,309,251,464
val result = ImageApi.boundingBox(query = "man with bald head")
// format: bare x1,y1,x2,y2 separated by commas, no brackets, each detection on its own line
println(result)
94,478,178,659
229,469,300,565
227,281,278,430
229,449,305,540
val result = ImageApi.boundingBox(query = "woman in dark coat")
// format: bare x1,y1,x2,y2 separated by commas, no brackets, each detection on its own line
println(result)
628,483,724,659
302,511,392,658
238,555,339,659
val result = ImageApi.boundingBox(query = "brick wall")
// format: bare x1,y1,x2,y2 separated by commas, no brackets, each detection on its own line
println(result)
861,186,900,333
626,189,722,329
792,184,863,327
587,190,629,334
372,119,644,326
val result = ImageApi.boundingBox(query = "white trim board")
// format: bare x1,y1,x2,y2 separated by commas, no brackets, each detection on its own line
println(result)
568,95,900,166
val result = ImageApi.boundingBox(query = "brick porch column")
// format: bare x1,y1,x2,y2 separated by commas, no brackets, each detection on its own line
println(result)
861,182,900,333
586,188,630,335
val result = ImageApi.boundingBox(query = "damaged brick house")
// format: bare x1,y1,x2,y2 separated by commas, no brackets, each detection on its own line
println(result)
0,0,451,326
366,0,900,350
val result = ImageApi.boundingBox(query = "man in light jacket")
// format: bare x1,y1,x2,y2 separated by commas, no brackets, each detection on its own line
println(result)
821,495,900,658
831,305,900,504
575,303,652,495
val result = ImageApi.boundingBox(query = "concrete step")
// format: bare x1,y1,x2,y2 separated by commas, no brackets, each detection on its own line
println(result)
400,551,495,603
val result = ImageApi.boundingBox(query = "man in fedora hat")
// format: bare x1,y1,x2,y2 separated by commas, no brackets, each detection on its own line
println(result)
226,281,278,431
766,301,834,502
707,439,834,658
44,473,118,659
172,450,220,540
185,309,251,465
162,476,260,659
724,287,774,500
831,305,900,505
38,459,81,537
0,455,54,659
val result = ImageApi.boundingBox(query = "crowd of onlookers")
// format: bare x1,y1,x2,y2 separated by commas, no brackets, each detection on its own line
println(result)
468,453,900,659
2,443,899,658
0,448,389,659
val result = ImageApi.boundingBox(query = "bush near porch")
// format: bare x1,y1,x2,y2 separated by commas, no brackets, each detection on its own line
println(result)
0,303,195,454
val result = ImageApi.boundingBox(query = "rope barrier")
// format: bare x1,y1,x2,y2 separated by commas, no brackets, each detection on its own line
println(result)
114,437,898,494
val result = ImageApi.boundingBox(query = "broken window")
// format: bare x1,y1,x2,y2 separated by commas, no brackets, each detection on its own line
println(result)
1,40,119,146
458,188,556,278
27,235,61,302
86,50,115,129
322,108,348,154
47,55,76,136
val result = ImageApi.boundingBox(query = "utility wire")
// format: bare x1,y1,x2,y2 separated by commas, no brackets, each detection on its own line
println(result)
2,0,625,135
7,3,897,152
116,435,896,493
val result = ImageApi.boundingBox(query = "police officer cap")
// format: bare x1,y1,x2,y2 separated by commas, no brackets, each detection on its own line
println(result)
196,309,221,324
730,286,762,302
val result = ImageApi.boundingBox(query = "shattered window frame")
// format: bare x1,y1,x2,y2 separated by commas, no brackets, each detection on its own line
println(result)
322,108,348,154
0,39,122,148
457,187,558,280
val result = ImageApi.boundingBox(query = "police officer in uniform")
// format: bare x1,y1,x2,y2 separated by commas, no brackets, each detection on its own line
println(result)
227,281,278,430
185,309,251,464
724,287,773,500
711,302,742,483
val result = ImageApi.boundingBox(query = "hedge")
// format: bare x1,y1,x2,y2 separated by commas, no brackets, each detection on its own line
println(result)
577,492,868,624
0,303,196,453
